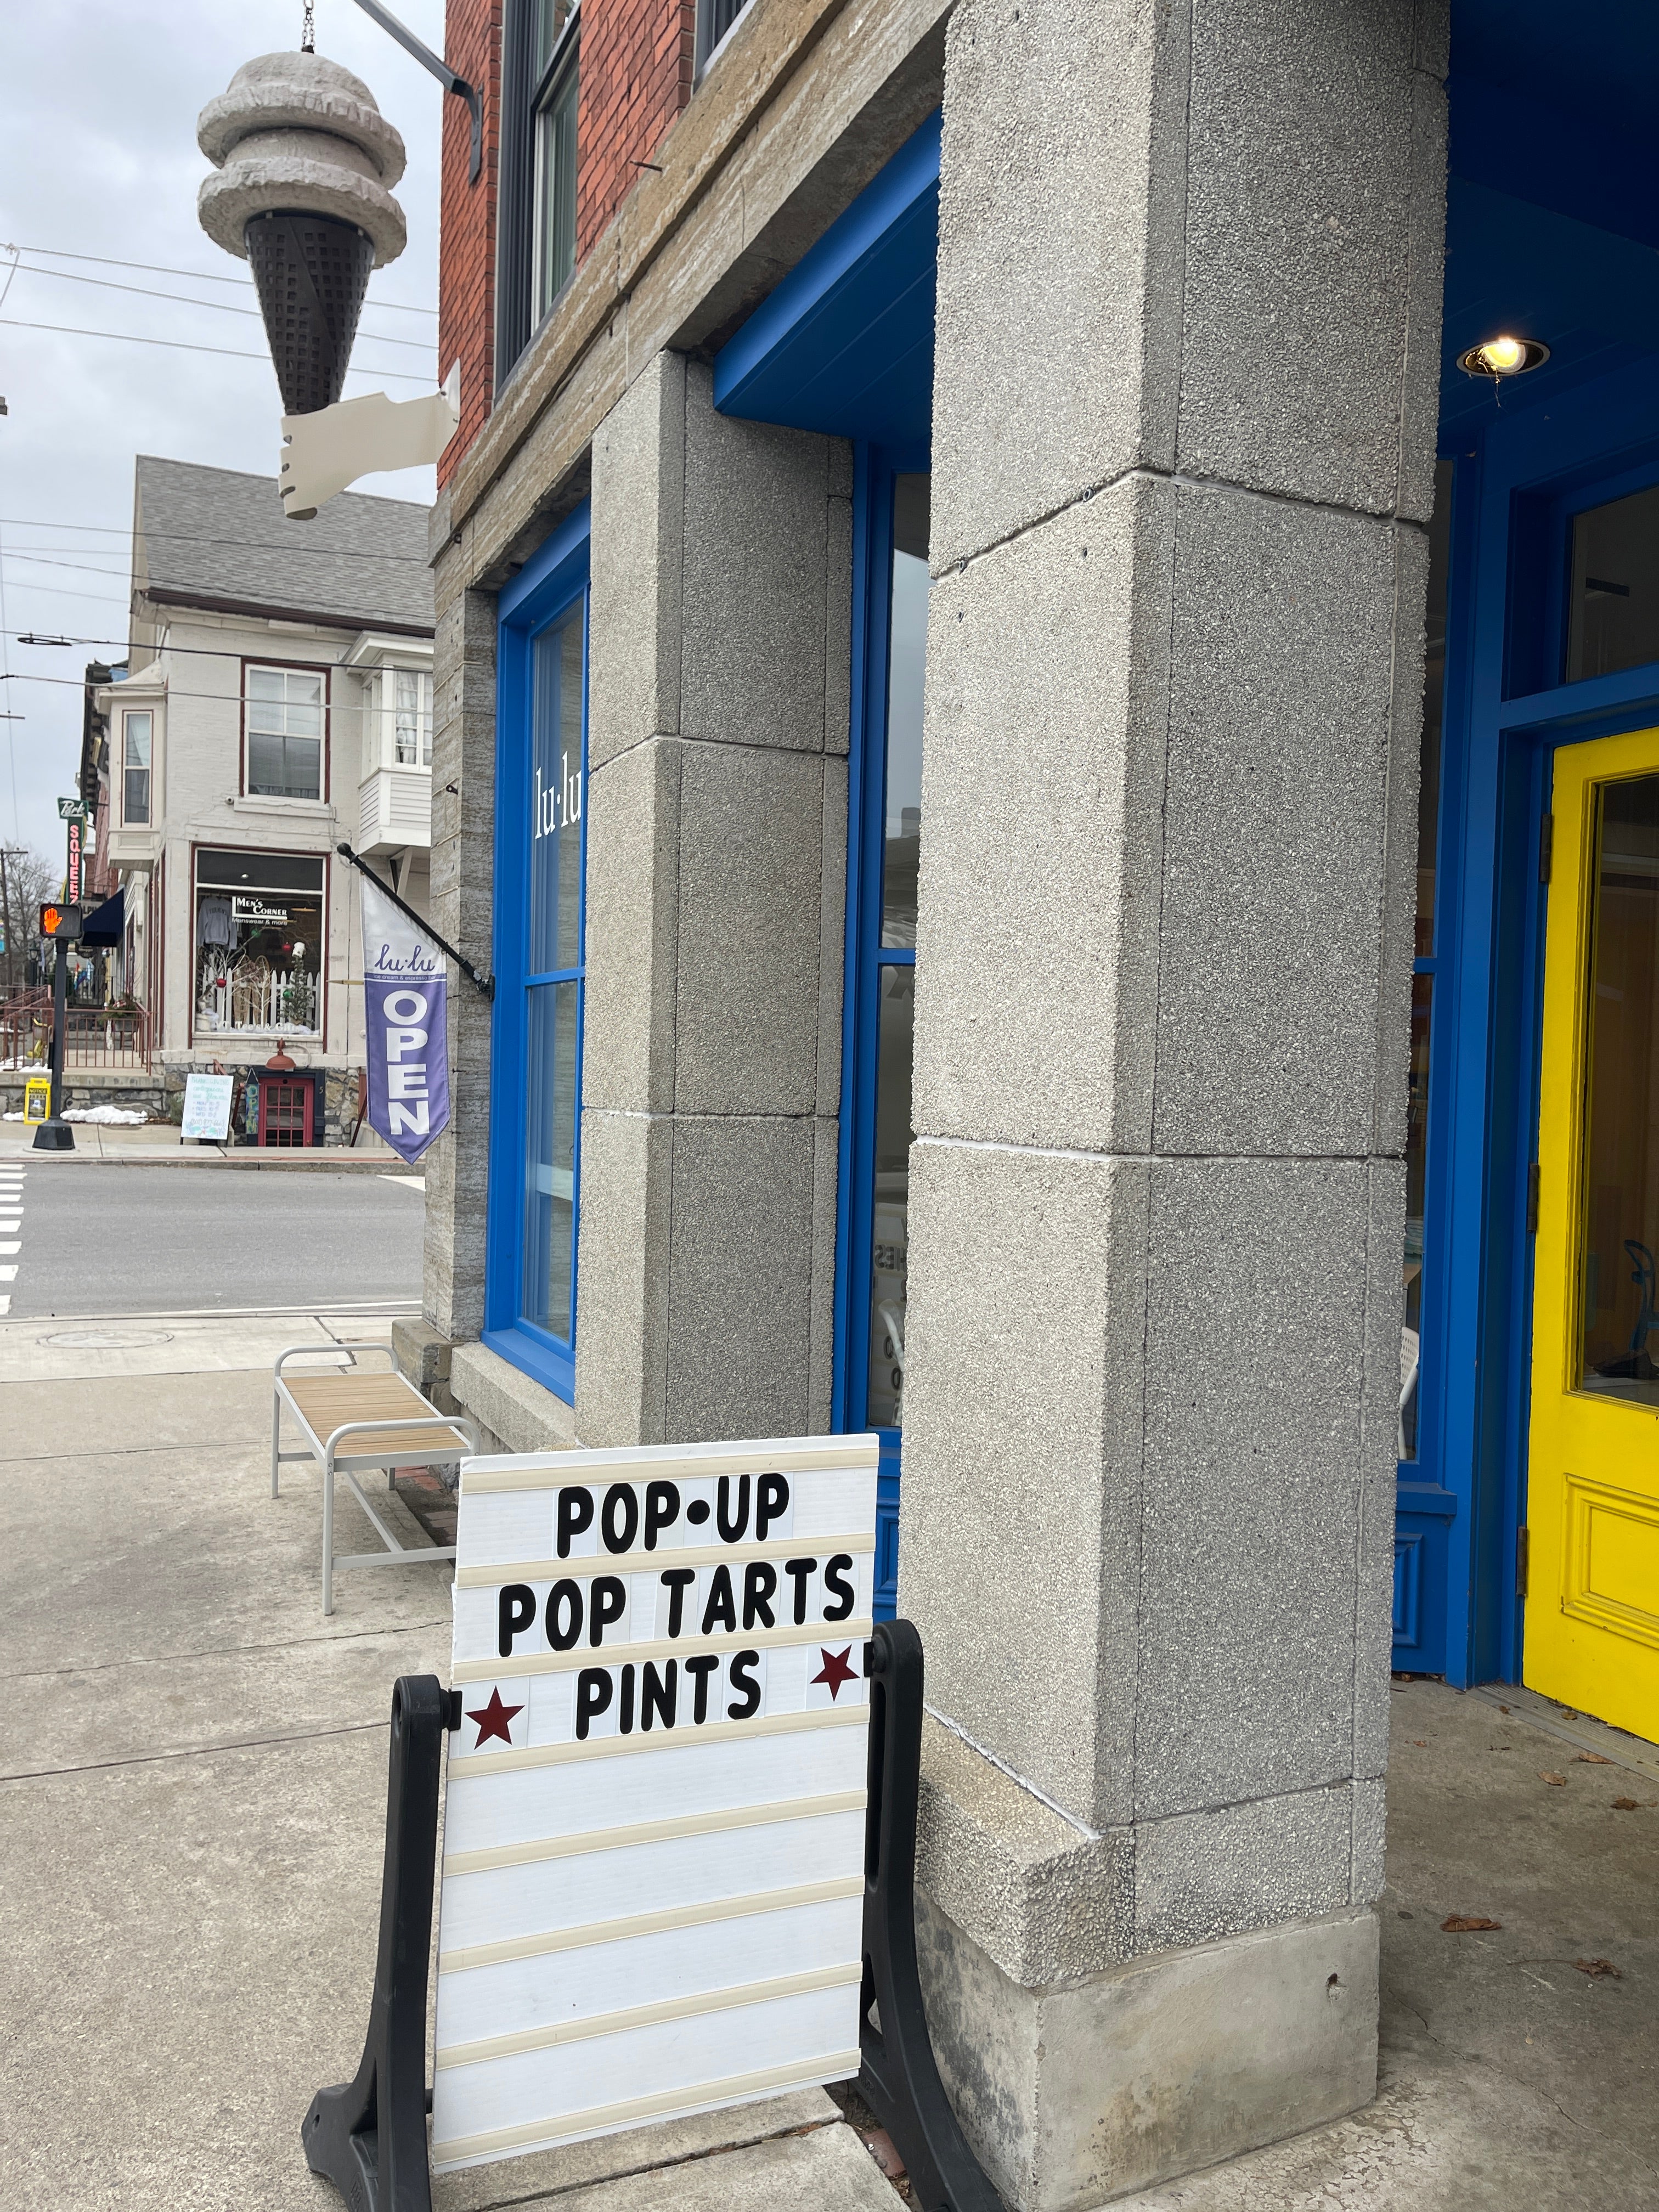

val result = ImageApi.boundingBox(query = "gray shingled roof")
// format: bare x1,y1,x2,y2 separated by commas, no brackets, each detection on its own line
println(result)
133,456,433,634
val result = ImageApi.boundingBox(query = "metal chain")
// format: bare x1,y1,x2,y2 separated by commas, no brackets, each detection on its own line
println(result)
302,1,315,52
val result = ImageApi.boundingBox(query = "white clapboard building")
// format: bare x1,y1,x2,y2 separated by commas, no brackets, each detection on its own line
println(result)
92,456,435,1138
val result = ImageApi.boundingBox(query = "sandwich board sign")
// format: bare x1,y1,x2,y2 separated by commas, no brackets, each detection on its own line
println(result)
430,1432,879,2174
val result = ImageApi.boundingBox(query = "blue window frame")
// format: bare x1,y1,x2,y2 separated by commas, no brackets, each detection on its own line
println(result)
484,503,591,1401
834,451,928,1620
1410,362,1659,1688
712,109,942,1622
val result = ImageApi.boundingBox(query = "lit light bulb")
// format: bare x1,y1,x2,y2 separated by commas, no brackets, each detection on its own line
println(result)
1483,336,1525,374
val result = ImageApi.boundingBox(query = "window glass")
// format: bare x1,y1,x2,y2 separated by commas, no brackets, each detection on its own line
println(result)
515,585,586,1361
1578,775,1659,1402
883,476,928,950
194,856,322,1036
247,666,324,800
529,605,584,975
1567,483,1659,683
1400,460,1452,1464
864,472,929,1431
523,977,579,1339
393,668,432,766
123,710,151,826
866,966,914,1427
534,55,579,317
699,0,751,67
533,0,568,72
1417,458,1452,957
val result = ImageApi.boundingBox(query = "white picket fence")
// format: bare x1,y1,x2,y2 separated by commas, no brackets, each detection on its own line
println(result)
198,965,318,1035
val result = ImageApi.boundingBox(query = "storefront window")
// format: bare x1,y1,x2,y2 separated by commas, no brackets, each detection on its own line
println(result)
246,665,324,800
194,849,324,1037
1402,459,1454,1463
523,606,585,1340
865,474,929,1429
1567,482,1659,684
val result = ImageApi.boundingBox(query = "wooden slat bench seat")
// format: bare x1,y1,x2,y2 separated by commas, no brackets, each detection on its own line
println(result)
272,1342,480,1615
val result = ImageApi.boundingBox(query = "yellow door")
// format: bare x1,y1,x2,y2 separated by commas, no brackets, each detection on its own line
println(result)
1528,726,1659,1742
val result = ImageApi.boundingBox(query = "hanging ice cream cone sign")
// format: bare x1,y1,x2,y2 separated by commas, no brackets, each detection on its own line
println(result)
195,19,462,518
197,52,408,417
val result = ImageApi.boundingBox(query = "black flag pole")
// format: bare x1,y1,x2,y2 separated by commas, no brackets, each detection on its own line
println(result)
336,840,494,998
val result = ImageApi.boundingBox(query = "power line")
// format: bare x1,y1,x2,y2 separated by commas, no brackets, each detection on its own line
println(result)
0,319,436,383
0,524,426,565
4,260,438,352
4,242,437,315
3,628,436,663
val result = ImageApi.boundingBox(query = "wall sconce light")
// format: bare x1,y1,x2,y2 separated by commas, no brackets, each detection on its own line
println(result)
1457,334,1550,380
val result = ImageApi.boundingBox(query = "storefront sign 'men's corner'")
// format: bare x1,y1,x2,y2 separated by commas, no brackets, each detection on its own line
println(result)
360,873,450,1165
431,1432,880,2174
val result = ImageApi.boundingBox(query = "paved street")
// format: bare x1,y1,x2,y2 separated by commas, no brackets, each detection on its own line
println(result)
0,1159,424,1319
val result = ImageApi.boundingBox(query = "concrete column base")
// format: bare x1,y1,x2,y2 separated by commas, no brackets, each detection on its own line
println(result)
916,1892,1379,2211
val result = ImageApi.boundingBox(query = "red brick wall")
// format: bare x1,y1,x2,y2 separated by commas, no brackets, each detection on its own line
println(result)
575,0,696,258
437,0,696,484
438,0,503,488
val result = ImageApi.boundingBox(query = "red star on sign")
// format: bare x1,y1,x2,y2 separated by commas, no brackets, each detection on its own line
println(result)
466,1686,524,1747
811,1645,857,1701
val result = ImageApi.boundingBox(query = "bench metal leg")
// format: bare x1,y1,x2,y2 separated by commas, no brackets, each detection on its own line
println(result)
272,1391,283,1499
323,1461,336,1617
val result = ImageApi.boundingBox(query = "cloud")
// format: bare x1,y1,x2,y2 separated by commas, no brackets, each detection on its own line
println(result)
0,0,443,861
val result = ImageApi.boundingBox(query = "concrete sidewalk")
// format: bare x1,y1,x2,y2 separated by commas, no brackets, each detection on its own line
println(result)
0,1315,896,2212
3,1312,1656,2209
0,1119,408,1169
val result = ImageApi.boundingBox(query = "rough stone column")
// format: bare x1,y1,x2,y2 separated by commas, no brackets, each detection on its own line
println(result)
577,352,850,1444
421,568,498,1347
904,1,1447,2204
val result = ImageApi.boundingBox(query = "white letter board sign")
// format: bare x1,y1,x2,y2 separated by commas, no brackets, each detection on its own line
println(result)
431,1432,880,2173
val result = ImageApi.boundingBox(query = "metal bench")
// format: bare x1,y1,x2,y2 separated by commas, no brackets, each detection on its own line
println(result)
272,1342,479,1615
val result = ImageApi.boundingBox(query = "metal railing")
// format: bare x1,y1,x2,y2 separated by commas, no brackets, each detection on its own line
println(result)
0,992,152,1070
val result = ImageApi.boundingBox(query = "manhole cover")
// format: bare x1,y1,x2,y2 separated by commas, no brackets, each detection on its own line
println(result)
41,1328,176,1351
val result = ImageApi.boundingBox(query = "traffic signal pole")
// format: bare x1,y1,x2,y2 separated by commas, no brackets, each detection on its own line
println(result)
33,907,77,1152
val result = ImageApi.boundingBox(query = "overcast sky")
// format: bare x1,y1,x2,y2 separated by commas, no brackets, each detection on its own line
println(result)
0,0,444,872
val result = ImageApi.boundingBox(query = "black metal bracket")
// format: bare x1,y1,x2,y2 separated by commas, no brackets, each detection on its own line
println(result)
336,842,495,1000
859,1622,1005,2212
348,0,484,182
304,1645,1000,2212
302,1677,460,2212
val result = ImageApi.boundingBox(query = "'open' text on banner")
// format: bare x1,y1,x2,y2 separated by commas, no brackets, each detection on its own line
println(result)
360,873,449,1165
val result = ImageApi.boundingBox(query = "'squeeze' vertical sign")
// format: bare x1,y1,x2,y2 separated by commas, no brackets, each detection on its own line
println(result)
431,1434,880,2173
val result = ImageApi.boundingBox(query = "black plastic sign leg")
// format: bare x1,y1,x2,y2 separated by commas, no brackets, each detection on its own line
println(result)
859,1622,1004,2212
303,1675,453,2212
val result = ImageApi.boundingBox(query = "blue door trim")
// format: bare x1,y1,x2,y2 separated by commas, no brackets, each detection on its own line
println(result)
483,501,592,1403
712,112,940,447
1423,359,1659,1686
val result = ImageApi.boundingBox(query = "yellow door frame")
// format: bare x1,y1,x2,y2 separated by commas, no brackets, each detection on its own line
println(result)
1527,724,1659,1741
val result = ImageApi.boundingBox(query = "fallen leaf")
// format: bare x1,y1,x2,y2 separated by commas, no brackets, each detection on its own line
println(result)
1539,1771,1567,1787
1414,1739,1427,1747
1442,1915,1503,1932
1576,1752,1613,1764
1612,1797,1639,1812
1574,1958,1622,1978
1499,1704,1510,1714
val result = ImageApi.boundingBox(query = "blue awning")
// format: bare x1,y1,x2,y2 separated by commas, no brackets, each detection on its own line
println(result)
80,890,126,946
